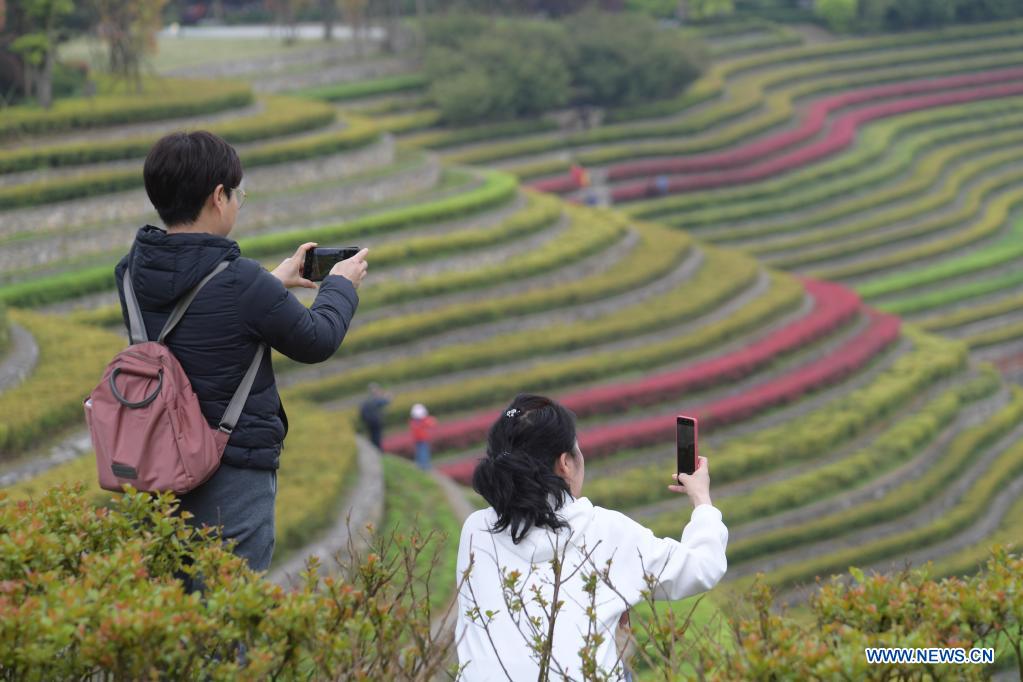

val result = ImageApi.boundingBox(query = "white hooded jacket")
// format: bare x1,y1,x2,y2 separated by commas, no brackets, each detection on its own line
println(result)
454,497,728,681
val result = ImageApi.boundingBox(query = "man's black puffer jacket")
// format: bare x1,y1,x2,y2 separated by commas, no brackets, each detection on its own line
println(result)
114,226,358,471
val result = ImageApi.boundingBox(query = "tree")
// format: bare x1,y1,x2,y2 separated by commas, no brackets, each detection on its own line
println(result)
340,0,368,54
321,0,336,39
8,0,73,108
815,0,857,31
267,0,311,44
91,0,167,91
685,0,734,20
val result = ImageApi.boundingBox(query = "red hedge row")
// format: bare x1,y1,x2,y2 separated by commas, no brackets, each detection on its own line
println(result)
383,278,863,454
530,67,1023,197
609,80,1023,202
438,307,900,484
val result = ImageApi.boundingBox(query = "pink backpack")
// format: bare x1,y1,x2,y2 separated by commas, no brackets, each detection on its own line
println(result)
85,262,265,494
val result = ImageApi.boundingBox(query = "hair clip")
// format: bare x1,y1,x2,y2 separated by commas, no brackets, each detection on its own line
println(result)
505,408,520,418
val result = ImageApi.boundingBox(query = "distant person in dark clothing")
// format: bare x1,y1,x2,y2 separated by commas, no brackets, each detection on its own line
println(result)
115,130,369,574
360,383,391,450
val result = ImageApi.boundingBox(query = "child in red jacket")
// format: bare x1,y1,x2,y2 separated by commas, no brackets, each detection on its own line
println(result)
410,403,437,470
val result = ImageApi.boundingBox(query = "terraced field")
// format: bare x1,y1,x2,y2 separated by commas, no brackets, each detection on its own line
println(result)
3,20,1023,664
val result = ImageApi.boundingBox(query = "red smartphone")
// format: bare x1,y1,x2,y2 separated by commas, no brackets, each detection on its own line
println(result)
676,415,698,476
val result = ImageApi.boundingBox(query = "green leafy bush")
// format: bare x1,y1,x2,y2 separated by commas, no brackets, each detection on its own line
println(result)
0,485,457,680
703,556,1023,679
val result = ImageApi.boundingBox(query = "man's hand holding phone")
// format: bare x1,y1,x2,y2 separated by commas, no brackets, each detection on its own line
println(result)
670,456,712,508
331,247,369,289
271,242,320,290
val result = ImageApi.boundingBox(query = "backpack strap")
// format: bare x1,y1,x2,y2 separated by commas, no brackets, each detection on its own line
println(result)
157,261,232,344
218,343,265,435
122,270,149,345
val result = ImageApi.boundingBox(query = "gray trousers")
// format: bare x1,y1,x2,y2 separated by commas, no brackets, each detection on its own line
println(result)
177,463,277,573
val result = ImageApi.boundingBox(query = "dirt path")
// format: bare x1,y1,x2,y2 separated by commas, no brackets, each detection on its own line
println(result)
0,323,38,392
268,435,384,588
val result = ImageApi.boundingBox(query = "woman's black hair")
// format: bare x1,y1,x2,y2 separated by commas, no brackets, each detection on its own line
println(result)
472,394,579,544
143,131,243,227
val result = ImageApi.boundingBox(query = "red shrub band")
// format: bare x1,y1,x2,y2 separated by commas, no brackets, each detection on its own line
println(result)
438,307,900,484
530,67,1023,198
383,278,851,455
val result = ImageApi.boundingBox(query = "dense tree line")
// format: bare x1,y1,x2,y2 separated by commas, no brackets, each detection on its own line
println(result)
422,11,707,125
816,0,1023,33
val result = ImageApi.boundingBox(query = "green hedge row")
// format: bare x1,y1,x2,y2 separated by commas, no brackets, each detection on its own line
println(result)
0,78,253,139
882,262,1023,321
961,317,1023,350
622,94,1023,223
447,30,1023,166
295,73,428,102
0,95,340,175
375,109,443,134
863,218,1023,306
760,134,1023,262
0,96,347,207
0,310,124,456
508,92,1018,182
608,18,1023,126
354,202,620,311
371,264,803,431
669,99,1023,237
764,405,1023,590
646,335,982,538
292,217,695,397
72,192,562,329
928,485,1023,578
808,171,1023,281
916,285,1023,334
580,46,1023,172
727,377,1019,564
0,303,8,357
587,328,967,511
0,171,518,308
401,118,560,151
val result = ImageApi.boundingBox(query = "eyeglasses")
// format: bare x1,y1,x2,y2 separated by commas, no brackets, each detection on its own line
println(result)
231,185,247,209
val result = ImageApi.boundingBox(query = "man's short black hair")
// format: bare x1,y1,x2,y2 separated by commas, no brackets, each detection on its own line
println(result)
143,131,243,227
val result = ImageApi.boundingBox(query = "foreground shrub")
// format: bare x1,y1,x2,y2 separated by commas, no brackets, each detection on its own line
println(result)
0,485,457,681
702,552,1023,679
4,486,1022,679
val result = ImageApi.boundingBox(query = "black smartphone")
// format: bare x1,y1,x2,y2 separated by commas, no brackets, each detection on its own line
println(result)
676,415,697,477
302,247,360,282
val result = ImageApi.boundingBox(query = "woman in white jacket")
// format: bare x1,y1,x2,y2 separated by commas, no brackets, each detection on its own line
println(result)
455,394,728,681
